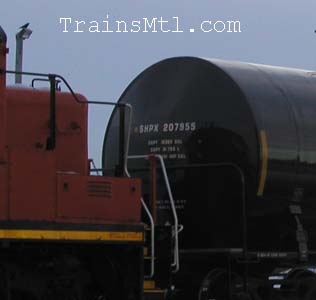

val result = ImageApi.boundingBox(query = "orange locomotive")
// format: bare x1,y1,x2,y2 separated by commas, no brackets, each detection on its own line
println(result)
0,26,144,299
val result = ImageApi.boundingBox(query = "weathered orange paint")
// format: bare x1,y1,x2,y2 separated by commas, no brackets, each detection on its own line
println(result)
6,88,88,175
3,84,141,224
9,149,56,220
56,175,141,224
5,88,89,221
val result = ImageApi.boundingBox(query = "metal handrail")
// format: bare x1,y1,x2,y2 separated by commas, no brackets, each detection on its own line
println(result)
125,166,155,278
155,155,180,273
128,154,181,273
141,197,155,278
89,159,100,176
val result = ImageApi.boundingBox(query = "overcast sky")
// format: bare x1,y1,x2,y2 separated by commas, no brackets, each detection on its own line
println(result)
2,0,316,166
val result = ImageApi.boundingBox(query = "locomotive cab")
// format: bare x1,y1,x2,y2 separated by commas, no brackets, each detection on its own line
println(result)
4,86,141,224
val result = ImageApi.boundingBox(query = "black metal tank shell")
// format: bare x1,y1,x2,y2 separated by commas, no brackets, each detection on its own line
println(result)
103,57,316,250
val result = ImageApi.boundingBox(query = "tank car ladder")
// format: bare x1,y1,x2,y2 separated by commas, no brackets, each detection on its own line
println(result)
127,154,182,298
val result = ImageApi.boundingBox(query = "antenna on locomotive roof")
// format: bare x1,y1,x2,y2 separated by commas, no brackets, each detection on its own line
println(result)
15,23,32,84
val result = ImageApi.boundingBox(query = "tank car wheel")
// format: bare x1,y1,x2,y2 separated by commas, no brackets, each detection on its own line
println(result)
198,268,250,300
303,285,316,300
283,269,316,300
297,277,316,300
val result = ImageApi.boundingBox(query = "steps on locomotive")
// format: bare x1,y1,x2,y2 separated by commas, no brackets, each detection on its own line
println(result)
144,288,168,300
144,246,156,260
143,226,173,299
144,280,168,300
143,225,172,273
